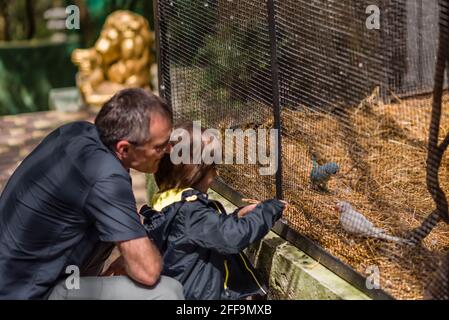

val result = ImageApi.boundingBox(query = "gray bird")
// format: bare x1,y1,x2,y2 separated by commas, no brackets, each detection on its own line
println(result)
310,158,339,191
335,201,411,244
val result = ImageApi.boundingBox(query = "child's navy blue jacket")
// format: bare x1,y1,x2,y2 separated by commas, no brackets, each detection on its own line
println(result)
140,188,285,300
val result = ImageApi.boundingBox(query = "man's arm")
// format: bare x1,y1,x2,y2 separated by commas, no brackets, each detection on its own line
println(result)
117,237,162,286
85,175,163,286
116,237,162,286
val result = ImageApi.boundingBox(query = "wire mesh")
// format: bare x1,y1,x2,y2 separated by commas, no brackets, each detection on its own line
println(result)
157,0,277,200
156,0,449,299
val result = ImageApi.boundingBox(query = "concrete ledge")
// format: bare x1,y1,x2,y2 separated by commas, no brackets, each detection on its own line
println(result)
209,188,370,300
246,232,370,300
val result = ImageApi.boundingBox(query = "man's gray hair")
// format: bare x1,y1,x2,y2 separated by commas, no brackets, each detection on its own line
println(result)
95,88,172,151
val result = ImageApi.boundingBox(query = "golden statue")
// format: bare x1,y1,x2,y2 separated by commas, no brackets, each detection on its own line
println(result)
72,10,154,108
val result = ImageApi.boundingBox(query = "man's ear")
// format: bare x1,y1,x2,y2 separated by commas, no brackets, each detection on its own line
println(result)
115,140,131,160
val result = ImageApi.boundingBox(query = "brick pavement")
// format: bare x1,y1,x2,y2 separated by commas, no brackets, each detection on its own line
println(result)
0,109,149,209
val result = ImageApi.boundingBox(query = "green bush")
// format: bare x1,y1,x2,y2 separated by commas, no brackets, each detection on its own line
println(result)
166,0,218,66
80,0,155,47
192,19,271,105
0,0,56,41
0,36,79,115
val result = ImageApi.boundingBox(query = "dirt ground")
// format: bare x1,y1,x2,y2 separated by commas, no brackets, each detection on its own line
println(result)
217,92,449,299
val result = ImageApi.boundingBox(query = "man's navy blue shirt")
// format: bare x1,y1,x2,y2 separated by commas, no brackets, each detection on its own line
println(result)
0,121,147,299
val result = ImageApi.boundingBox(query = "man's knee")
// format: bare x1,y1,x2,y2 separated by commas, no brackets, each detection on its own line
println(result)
47,280,68,300
157,276,184,300
48,275,184,300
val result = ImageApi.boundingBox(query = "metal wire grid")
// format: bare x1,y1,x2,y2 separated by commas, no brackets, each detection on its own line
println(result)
157,0,277,200
274,0,449,300
155,0,449,299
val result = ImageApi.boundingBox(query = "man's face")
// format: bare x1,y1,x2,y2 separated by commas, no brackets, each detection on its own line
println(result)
128,112,172,173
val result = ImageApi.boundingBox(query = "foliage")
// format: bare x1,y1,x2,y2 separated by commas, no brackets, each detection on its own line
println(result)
77,0,154,47
166,0,218,66
0,0,55,41
0,36,79,115
192,18,271,105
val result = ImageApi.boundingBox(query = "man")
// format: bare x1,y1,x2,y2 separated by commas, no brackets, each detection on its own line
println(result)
0,88,184,300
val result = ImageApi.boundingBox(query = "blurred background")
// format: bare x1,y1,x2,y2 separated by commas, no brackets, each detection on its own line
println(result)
0,0,155,115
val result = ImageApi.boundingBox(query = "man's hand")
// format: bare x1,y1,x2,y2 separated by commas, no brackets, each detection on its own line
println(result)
116,237,162,286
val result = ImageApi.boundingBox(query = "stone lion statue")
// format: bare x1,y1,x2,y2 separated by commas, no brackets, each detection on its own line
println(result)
72,10,154,108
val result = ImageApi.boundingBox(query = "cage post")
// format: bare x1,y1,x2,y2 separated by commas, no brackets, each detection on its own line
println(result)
267,0,283,200
425,0,449,224
153,0,171,105
410,0,449,244
152,0,162,97
417,0,424,87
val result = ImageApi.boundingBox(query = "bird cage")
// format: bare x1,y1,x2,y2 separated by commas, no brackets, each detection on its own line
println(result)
154,0,449,299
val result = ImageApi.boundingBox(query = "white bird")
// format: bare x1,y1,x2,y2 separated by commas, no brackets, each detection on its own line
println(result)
335,201,411,244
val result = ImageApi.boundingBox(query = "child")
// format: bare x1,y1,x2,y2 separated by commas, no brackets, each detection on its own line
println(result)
140,122,287,300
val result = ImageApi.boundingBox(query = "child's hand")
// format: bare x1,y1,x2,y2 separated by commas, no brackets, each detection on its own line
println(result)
237,204,258,218
238,198,261,217
241,198,260,205
279,200,289,211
